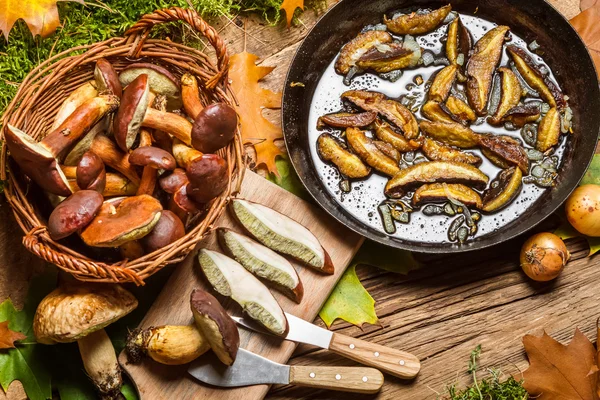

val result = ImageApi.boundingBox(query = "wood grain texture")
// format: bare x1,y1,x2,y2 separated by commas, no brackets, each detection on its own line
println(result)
119,169,364,399
288,366,384,394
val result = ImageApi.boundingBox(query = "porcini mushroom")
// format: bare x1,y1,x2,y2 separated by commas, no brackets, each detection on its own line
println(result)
47,190,104,240
51,81,98,131
141,210,185,253
80,195,162,247
76,151,106,193
181,73,204,118
5,94,119,196
118,62,180,99
33,282,137,399
94,58,122,98
129,146,176,195
159,168,201,220
62,168,138,197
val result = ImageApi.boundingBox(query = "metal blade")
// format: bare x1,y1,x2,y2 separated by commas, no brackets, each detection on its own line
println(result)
232,313,333,349
188,348,290,387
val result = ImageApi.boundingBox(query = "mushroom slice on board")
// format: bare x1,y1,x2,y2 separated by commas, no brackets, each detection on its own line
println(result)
421,137,482,166
47,190,104,240
488,68,523,125
345,127,400,177
335,30,392,75
466,25,510,115
4,95,119,196
477,134,529,173
33,283,137,398
536,107,561,152
218,228,304,303
419,120,480,148
482,167,523,212
412,182,483,208
190,289,240,366
384,4,452,35
317,134,371,179
197,249,289,336
141,210,185,253
76,151,106,193
385,161,489,198
94,58,122,98
230,199,334,274
80,195,162,247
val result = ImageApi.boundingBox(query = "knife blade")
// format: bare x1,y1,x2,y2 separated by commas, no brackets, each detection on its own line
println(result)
188,348,384,394
232,312,421,379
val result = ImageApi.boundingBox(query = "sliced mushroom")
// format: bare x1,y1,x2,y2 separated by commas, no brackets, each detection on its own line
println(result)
489,68,523,125
421,137,482,165
445,96,477,124
5,94,119,196
51,81,98,131
503,103,541,127
421,101,455,124
384,4,452,35
466,25,510,115
482,167,523,212
477,134,529,173
141,210,185,253
316,111,377,130
94,58,122,98
231,199,334,274
356,42,420,73
317,133,371,178
373,140,400,162
346,127,400,177
373,120,421,152
536,107,561,152
342,90,419,139
413,183,483,208
429,65,458,102
385,161,489,198
47,190,104,240
446,16,472,66
191,103,238,153
218,228,304,303
190,289,240,366
197,249,289,336
419,120,480,148
181,73,204,118
119,62,180,99
335,30,392,75
80,195,162,247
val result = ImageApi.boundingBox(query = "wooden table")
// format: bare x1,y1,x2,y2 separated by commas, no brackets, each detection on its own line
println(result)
2,0,597,398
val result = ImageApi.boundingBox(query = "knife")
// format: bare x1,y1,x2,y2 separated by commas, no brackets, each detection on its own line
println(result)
232,313,420,379
188,348,384,394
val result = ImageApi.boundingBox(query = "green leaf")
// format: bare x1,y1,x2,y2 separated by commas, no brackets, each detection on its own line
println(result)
266,156,311,202
353,240,420,274
554,222,580,240
587,237,600,256
120,379,139,400
319,265,378,328
580,154,600,186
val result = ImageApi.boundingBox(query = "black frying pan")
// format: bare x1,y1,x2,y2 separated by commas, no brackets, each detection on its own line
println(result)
282,0,600,253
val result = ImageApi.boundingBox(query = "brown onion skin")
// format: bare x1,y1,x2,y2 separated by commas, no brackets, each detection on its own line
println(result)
520,232,569,282
565,184,600,237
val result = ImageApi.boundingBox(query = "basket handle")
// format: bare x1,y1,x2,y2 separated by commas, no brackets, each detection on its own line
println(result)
124,7,229,90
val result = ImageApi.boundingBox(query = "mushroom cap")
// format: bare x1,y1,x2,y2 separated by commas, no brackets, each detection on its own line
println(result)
129,146,176,170
191,103,238,153
80,194,163,247
113,74,150,151
159,168,188,194
119,63,179,97
33,283,137,344
48,190,104,240
94,58,122,98
141,210,185,253
5,124,72,196
76,151,106,193
186,154,228,203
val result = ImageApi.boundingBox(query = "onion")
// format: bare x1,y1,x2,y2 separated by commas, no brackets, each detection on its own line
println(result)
456,53,465,66
565,184,600,237
528,40,540,51
421,52,435,66
520,232,569,281
403,35,422,67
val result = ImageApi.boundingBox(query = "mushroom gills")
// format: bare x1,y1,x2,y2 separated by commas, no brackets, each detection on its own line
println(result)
197,249,288,336
230,199,333,274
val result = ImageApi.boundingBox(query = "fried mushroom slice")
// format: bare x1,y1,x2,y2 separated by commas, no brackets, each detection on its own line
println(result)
413,183,483,208
316,111,377,130
421,137,482,165
536,107,561,152
317,133,371,178
466,25,510,115
342,90,419,139
373,140,400,162
477,134,529,173
419,120,480,148
422,101,455,124
507,45,565,108
445,96,477,124
446,17,472,66
489,68,523,125
503,103,541,127
335,30,392,75
356,42,420,73
385,161,489,198
429,65,458,102
482,167,523,212
374,120,421,152
384,4,452,35
346,128,400,177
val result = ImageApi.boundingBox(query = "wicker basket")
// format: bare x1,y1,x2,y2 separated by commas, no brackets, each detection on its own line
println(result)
0,8,245,285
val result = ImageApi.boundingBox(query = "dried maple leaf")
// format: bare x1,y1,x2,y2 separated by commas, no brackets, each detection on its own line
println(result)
570,3,600,77
280,0,305,28
0,0,83,40
229,51,283,175
522,328,599,400
0,320,26,349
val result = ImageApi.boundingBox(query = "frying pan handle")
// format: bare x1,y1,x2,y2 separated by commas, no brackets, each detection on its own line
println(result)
289,365,383,394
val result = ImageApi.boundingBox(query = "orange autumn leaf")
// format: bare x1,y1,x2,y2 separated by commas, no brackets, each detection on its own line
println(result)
522,328,599,400
0,320,26,349
570,3,600,78
280,0,305,28
0,0,84,40
229,51,283,175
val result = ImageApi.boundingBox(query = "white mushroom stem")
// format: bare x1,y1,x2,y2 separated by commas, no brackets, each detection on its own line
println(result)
77,329,122,400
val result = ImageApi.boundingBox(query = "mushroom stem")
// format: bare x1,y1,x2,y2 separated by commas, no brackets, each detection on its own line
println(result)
77,329,122,400
143,108,193,146
181,73,204,119
67,172,138,197
51,81,98,131
90,134,141,185
172,138,202,169
137,167,157,196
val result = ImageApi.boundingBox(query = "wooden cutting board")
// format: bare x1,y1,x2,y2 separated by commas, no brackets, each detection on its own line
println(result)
119,169,364,399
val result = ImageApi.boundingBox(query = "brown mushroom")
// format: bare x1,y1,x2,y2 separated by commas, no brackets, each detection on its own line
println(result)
76,151,106,193
141,210,185,253
51,81,98,131
94,58,122,98
129,146,176,195
159,168,201,220
119,62,180,99
47,190,104,240
5,94,119,196
191,103,238,153
181,73,204,119
63,168,139,197
80,195,163,247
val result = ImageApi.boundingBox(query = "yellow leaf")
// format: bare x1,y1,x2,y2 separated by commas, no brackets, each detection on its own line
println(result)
0,320,26,349
0,0,83,40
229,51,283,175
280,0,305,28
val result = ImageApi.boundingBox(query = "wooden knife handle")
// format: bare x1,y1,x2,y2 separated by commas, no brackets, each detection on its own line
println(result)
328,332,421,379
289,365,383,394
